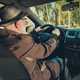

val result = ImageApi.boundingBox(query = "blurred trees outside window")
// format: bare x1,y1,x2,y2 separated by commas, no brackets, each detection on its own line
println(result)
31,0,80,28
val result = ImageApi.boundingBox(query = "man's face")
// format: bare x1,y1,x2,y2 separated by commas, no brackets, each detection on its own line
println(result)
0,16,35,34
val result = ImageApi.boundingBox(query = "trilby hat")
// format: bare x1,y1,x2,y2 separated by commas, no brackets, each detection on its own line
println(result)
0,4,25,25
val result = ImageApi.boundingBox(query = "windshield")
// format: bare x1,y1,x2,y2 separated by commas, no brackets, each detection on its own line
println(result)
30,0,80,29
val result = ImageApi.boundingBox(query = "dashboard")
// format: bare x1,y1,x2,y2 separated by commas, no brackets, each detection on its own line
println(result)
63,29,80,51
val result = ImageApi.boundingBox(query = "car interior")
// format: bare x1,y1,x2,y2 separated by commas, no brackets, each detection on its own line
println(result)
0,0,80,80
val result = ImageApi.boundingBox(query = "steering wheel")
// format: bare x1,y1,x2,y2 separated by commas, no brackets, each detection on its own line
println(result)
32,24,60,44
41,24,61,40
41,24,61,47
40,24,55,33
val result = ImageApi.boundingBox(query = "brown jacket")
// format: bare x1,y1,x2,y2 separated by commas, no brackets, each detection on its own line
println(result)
3,31,60,80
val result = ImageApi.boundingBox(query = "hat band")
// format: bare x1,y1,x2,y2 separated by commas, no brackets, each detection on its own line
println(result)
0,12,24,25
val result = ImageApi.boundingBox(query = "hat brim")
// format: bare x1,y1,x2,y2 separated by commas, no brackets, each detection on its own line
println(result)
0,12,25,25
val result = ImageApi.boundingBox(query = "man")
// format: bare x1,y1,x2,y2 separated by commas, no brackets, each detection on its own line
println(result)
0,4,64,80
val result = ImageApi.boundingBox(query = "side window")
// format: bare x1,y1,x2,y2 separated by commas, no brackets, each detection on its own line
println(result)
30,3,55,25
30,1,80,29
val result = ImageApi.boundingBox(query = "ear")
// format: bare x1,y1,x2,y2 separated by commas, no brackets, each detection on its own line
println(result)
15,20,25,29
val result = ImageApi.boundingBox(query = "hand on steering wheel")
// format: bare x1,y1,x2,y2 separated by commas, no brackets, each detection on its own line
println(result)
40,24,61,41
40,24,55,33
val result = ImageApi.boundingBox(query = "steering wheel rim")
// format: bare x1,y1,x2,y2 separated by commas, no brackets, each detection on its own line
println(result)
40,24,61,45
40,24,55,32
